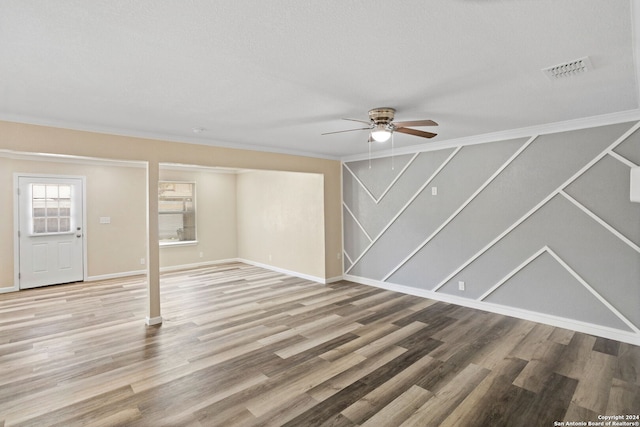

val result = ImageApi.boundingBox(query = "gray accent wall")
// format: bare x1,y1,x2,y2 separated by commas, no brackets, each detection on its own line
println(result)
343,122,640,342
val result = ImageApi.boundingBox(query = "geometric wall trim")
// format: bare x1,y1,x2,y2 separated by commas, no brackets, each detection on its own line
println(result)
343,121,640,344
482,248,634,332
614,125,640,165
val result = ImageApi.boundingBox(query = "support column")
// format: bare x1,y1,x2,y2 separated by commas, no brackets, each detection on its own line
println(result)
145,160,162,325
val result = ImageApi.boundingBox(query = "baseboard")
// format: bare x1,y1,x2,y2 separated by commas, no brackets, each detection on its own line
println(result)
237,259,328,284
145,316,163,326
86,269,146,282
159,258,241,273
343,274,640,346
85,259,242,281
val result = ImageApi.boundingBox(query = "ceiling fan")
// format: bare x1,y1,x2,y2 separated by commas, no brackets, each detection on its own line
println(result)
322,107,438,142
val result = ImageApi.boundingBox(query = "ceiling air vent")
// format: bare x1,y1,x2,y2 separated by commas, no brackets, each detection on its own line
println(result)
542,56,593,80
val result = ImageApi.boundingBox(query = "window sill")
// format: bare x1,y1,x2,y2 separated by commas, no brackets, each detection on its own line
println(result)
159,240,198,248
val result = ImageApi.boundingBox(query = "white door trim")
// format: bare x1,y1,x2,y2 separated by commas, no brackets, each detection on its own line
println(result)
11,173,88,292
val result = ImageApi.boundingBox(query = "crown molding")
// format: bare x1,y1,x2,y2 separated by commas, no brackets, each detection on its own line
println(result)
0,114,341,161
340,109,640,163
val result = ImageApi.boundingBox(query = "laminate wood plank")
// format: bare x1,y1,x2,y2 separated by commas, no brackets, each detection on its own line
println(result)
275,322,362,359
399,363,490,426
506,372,578,426
438,356,528,427
0,262,637,426
427,313,509,362
260,333,359,378
307,345,407,402
187,351,334,422
509,322,556,361
392,301,460,327
469,317,536,370
334,288,386,306
593,336,621,356
349,308,418,338
341,355,438,424
355,295,422,325
281,380,374,427
3,386,136,427
615,343,640,385
512,340,565,393
607,378,640,415
549,327,575,345
359,384,433,427
354,321,426,358
319,323,399,362
62,407,143,427
244,392,318,427
133,369,270,427
563,402,599,424
571,350,616,413
246,352,367,418
553,328,598,380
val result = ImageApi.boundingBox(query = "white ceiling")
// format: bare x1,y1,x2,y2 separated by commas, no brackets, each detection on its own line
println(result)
1,1,638,160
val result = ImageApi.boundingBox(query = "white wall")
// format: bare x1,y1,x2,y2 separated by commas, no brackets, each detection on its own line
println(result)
0,155,147,287
237,170,325,280
159,166,237,270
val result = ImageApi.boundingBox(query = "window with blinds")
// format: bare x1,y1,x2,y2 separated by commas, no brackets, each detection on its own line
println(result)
158,181,196,244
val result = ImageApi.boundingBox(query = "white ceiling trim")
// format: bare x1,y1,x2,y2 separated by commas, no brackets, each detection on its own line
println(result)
340,109,640,163
0,113,341,161
0,149,147,168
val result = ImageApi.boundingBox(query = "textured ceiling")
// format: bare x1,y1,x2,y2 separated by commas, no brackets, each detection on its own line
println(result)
0,1,638,159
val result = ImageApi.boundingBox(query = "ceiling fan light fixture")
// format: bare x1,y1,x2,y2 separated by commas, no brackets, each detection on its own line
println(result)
371,125,391,142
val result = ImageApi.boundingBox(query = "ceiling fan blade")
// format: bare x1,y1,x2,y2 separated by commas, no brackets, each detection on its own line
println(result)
342,118,372,125
395,127,437,139
393,119,438,127
321,127,370,135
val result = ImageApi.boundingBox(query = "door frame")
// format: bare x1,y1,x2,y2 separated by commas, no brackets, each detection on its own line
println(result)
12,173,88,292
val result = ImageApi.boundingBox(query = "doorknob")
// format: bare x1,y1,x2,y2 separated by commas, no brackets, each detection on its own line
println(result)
76,234,82,238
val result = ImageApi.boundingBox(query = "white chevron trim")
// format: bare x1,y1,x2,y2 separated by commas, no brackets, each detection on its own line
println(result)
343,251,353,266
342,202,372,242
433,121,640,292
560,190,640,254
375,152,419,204
478,246,548,301
545,247,640,334
607,150,639,168
343,163,377,203
385,136,537,283
344,146,461,274
342,153,420,205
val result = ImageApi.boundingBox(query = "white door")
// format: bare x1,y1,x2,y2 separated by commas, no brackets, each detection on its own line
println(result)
17,176,84,289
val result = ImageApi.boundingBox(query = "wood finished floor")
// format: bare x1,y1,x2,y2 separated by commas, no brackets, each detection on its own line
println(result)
0,263,638,426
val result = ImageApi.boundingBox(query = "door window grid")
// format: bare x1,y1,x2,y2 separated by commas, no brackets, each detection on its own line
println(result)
31,184,72,234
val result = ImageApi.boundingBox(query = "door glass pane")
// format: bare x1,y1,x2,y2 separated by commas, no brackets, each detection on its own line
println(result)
59,185,71,199
31,183,73,234
47,218,59,233
33,218,46,233
46,185,59,199
33,184,46,199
